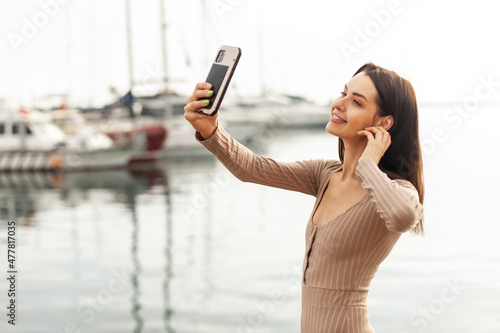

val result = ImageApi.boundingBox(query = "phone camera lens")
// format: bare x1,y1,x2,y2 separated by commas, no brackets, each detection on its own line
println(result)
216,50,225,63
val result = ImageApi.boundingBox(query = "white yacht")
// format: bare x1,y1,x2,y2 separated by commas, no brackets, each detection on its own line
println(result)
0,107,137,171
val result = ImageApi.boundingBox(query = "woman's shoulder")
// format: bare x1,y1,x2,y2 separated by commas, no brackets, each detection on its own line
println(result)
323,159,343,170
301,158,342,168
301,158,343,178
381,168,417,190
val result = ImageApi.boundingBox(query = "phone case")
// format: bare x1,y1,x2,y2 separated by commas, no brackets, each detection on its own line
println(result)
197,45,241,116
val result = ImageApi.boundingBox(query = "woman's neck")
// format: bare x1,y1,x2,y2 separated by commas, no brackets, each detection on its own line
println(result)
340,139,368,182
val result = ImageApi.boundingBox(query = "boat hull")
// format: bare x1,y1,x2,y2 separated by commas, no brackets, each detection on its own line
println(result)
0,145,133,172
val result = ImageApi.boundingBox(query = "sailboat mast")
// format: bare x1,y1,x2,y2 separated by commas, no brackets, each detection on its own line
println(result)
200,0,209,67
88,0,96,107
65,4,72,106
257,16,267,97
125,0,135,90
159,0,172,118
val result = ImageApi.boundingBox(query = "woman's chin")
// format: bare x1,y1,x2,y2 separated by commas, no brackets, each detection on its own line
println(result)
326,123,357,140
325,122,340,136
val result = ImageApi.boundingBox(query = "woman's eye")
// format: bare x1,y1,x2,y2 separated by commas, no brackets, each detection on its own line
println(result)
340,91,361,107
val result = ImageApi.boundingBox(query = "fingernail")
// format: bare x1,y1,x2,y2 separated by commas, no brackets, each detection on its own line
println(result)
207,90,213,96
204,100,210,105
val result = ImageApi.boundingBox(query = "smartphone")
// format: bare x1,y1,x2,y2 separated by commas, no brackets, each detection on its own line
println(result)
196,45,241,116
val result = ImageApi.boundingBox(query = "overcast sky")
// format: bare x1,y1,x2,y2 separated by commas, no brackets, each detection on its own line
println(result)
1,0,499,108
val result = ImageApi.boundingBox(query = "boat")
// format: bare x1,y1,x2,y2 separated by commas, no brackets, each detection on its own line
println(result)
225,94,329,130
134,92,259,158
133,91,329,157
103,119,167,163
50,94,168,164
0,107,151,172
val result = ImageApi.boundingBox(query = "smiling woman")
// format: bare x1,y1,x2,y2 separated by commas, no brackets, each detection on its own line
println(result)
334,63,425,234
184,62,424,332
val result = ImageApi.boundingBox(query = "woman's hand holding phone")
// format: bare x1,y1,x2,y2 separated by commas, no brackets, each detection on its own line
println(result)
184,82,218,140
185,45,240,139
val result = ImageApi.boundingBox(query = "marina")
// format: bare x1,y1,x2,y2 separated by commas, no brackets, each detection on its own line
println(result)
0,91,329,170
0,104,167,172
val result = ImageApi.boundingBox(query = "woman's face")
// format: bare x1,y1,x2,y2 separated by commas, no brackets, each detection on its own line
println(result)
326,72,380,140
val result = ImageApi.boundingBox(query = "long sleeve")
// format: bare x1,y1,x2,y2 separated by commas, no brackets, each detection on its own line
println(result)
355,158,423,233
196,125,332,197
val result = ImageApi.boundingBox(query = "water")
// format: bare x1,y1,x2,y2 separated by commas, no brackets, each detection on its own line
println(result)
1,106,500,333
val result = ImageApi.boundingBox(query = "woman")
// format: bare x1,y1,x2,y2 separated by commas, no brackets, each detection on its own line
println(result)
184,63,424,332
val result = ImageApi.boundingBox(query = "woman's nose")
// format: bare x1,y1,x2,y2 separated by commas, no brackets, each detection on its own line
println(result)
331,99,345,112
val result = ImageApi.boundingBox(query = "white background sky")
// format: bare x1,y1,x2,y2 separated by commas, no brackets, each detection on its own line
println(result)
0,0,499,108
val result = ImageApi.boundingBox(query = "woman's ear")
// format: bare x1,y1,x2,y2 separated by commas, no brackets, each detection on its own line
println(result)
377,115,394,130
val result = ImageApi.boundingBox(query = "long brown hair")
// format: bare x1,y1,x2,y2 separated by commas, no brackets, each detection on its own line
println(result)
338,63,425,234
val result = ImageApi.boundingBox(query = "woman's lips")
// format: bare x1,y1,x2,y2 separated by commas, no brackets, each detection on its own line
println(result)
330,113,347,124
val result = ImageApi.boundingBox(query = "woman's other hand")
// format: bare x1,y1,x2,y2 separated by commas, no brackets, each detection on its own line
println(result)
357,126,391,164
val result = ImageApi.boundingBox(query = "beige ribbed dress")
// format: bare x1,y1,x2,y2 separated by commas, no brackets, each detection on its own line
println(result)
196,125,423,333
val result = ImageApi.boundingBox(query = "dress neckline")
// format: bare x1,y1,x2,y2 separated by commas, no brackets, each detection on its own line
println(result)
310,167,370,229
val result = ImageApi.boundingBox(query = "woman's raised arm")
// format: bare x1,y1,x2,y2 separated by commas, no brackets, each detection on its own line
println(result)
184,83,331,197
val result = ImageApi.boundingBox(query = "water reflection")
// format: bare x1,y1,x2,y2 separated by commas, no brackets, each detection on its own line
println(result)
127,171,144,333
0,172,46,224
162,157,218,331
163,170,174,333
0,163,179,332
